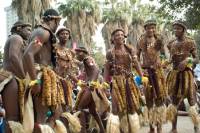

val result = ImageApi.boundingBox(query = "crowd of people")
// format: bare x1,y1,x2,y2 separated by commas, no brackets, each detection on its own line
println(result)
0,8,199,133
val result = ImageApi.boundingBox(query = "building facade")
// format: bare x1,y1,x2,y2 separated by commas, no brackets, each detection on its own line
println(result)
4,6,18,36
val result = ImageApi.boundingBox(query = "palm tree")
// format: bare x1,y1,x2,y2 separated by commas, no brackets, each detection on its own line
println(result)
126,3,149,46
58,0,101,53
12,0,52,27
101,0,173,52
102,0,132,50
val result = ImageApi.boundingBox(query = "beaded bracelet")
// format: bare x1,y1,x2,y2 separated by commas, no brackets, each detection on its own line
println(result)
187,57,193,64
29,79,42,87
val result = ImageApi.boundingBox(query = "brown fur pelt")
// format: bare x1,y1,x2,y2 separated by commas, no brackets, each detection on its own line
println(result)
12,77,34,132
16,78,26,122
112,75,141,114
166,68,194,99
145,68,167,107
58,78,73,109
42,67,65,106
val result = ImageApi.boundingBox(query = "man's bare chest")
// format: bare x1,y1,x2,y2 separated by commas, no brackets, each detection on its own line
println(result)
35,44,52,66
170,42,189,55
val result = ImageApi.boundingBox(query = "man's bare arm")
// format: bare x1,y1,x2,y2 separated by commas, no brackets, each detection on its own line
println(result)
132,45,143,77
103,61,110,83
132,55,143,77
8,35,25,78
85,57,99,81
103,52,112,83
191,41,199,64
23,28,49,80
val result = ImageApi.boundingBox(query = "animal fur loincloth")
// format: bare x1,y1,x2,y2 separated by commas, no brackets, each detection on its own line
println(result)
111,75,142,114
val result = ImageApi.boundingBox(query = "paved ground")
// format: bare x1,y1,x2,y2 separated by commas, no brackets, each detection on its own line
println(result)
139,116,194,133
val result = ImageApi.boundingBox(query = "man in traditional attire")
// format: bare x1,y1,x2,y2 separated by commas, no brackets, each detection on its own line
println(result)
74,47,108,133
0,21,32,132
104,28,143,133
23,9,71,133
166,20,200,133
55,27,79,80
137,20,167,133
54,27,79,111
3,21,32,78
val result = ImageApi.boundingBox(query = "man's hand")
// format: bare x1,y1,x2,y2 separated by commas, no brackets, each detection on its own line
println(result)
178,59,187,71
28,37,42,48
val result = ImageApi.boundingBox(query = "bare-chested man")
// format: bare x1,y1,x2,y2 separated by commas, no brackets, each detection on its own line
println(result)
24,8,61,96
23,9,69,132
0,21,32,133
56,26,72,49
166,20,200,133
55,27,78,80
54,27,78,111
137,20,167,133
104,28,143,133
75,47,99,82
74,47,107,133
55,27,72,77
3,21,32,78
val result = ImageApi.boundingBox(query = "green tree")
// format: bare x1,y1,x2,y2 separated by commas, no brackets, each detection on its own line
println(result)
102,0,132,50
193,31,200,57
127,3,154,46
158,0,200,29
58,0,101,52
91,46,106,69
12,0,52,26
101,0,173,49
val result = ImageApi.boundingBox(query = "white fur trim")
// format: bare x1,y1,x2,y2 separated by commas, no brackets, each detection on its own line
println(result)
166,104,177,122
54,120,68,133
189,105,200,126
39,124,54,133
0,74,12,92
61,112,81,133
8,121,25,133
128,113,140,133
106,113,120,133
22,91,34,133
